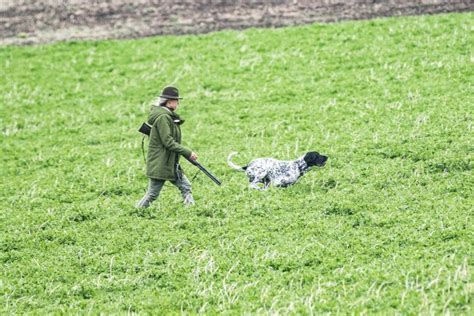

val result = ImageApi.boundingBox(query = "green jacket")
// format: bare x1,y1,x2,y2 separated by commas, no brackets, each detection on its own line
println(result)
146,106,192,180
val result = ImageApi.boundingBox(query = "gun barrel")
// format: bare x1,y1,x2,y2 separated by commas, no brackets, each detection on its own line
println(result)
186,158,222,186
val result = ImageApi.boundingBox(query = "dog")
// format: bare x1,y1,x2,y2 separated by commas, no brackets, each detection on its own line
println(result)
227,151,328,190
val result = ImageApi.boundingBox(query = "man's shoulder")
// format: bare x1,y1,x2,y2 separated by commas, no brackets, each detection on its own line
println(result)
148,107,172,124
150,106,171,115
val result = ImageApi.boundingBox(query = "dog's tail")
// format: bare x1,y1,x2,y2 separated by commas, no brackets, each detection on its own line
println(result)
227,151,246,171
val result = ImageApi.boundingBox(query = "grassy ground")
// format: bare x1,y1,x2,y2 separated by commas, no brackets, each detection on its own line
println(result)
1,12,473,314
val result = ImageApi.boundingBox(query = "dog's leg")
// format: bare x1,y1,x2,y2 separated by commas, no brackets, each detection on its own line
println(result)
246,167,269,191
249,177,270,191
273,172,299,188
263,177,271,190
272,177,285,188
249,181,263,190
249,181,271,191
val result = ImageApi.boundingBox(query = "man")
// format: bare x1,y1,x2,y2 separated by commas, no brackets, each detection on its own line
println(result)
137,86,198,208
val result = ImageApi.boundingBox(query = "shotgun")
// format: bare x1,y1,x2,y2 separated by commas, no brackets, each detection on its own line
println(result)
185,158,222,186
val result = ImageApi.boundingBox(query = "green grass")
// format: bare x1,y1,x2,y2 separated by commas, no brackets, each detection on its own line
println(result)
1,12,473,314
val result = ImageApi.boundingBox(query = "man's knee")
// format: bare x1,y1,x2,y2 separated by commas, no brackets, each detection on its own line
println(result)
148,179,165,195
173,175,192,192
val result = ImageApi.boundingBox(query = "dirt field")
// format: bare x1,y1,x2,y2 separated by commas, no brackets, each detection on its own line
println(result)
1,0,473,45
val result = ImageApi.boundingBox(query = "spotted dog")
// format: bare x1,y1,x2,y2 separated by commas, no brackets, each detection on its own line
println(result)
227,151,328,190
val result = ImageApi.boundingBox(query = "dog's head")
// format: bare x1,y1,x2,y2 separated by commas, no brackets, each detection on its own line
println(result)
303,151,328,167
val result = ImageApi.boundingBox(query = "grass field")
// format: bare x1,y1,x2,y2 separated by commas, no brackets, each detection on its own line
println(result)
1,12,473,314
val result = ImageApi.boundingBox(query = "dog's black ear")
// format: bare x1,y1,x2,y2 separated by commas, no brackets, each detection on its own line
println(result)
304,151,320,164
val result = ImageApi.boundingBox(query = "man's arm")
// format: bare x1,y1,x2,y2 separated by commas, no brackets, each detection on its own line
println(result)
156,115,193,158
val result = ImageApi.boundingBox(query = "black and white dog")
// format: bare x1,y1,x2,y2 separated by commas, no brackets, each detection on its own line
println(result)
227,151,328,190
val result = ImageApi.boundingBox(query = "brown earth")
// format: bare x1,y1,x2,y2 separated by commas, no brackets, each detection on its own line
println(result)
0,0,472,45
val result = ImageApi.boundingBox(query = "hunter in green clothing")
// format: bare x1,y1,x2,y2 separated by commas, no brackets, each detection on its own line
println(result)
137,86,198,208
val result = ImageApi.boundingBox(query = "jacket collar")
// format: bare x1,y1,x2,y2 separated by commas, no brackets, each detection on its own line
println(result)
155,106,185,124
162,106,172,113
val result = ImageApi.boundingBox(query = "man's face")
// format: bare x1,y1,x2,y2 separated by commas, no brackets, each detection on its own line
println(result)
167,99,179,111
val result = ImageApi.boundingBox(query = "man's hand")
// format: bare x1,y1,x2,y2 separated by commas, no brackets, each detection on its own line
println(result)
189,152,198,161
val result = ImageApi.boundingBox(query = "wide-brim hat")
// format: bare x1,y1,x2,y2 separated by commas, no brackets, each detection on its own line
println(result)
160,86,183,100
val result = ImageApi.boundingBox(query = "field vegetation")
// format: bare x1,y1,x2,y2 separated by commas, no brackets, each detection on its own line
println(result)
1,12,473,314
